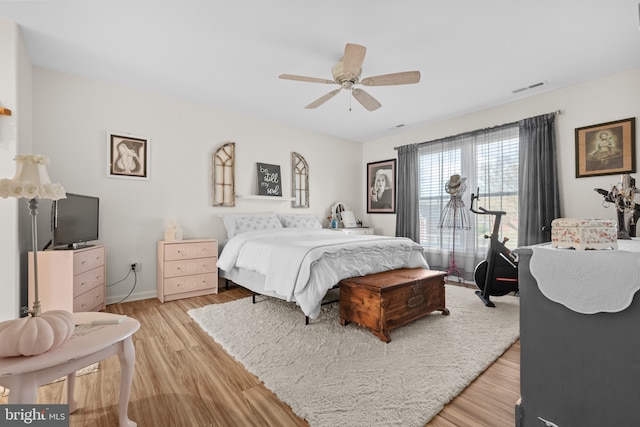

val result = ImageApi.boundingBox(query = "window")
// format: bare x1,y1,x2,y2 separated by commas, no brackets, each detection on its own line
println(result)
417,124,519,280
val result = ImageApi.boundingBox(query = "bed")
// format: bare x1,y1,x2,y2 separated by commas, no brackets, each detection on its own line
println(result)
217,212,429,319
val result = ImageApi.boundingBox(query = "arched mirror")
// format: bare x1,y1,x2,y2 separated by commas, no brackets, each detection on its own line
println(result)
291,152,309,208
212,142,235,207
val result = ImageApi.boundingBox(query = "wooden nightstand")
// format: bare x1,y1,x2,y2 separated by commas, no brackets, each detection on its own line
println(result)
329,227,374,235
157,239,218,302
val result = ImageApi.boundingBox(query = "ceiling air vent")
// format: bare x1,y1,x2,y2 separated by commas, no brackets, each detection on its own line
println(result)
512,81,546,94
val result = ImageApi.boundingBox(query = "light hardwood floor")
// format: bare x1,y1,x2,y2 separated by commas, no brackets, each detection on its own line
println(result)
1,284,520,426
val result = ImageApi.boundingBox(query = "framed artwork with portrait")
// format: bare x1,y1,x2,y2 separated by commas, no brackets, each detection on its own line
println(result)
107,132,150,180
367,159,396,213
575,118,635,178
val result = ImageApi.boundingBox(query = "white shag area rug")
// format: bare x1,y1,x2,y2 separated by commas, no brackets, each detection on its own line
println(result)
188,285,519,427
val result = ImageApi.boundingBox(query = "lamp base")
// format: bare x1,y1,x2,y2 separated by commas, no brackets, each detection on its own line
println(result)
31,300,42,317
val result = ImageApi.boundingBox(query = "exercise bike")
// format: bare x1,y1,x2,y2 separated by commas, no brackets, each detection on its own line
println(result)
469,189,519,307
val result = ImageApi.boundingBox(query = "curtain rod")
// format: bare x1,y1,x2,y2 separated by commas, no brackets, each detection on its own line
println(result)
393,110,562,150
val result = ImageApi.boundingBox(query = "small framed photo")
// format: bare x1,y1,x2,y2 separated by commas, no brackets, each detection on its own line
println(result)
367,159,396,213
575,118,635,178
107,132,150,180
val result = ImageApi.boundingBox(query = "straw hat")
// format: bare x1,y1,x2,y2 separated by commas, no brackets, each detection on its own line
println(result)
445,174,466,194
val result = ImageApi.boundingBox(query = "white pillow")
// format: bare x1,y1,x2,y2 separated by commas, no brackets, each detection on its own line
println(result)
222,212,282,238
278,213,322,229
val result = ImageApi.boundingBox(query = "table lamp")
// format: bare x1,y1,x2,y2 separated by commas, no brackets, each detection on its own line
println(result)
0,154,75,357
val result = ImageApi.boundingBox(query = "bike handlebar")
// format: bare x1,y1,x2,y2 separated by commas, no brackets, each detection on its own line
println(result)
469,188,507,216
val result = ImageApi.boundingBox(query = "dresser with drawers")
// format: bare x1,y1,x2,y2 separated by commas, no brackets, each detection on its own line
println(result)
516,244,640,426
157,238,218,302
28,244,106,313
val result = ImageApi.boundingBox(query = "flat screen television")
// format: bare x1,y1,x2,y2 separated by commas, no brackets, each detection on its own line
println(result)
51,193,100,249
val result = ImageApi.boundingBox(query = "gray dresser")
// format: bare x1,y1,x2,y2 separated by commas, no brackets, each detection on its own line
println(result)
516,246,640,427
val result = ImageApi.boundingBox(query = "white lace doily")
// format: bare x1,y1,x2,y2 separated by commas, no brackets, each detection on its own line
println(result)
529,239,640,314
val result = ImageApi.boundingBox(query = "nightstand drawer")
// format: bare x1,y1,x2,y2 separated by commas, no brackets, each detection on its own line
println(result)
164,273,217,295
164,241,217,261
163,257,217,278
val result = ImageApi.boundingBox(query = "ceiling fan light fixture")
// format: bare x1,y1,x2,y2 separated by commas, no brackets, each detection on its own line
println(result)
280,43,421,111
341,80,356,89
332,61,361,86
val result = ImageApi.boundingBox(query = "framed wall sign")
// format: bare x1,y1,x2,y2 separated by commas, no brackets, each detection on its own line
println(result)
256,162,282,196
367,159,396,213
575,118,636,178
107,132,150,180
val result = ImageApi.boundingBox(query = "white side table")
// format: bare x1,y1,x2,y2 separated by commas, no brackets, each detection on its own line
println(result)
0,312,140,427
328,227,374,235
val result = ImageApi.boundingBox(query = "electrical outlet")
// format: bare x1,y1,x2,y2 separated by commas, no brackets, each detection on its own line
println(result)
131,262,141,271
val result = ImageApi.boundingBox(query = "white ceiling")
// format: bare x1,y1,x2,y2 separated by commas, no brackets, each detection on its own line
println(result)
2,1,640,143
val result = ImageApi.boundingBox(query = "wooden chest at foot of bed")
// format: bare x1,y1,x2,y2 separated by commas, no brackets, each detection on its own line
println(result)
339,268,449,343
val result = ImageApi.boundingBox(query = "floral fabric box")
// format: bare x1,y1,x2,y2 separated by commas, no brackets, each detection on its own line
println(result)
551,218,618,250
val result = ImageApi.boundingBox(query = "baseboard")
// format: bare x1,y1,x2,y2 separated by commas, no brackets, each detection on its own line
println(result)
106,289,157,305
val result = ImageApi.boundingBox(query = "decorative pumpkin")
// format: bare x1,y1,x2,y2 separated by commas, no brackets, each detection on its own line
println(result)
0,310,75,357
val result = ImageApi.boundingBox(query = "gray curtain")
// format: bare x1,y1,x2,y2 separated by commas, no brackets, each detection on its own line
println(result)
395,144,420,241
518,113,561,245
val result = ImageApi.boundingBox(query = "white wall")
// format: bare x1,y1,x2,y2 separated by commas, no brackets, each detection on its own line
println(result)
362,68,640,237
0,19,32,321
32,68,363,303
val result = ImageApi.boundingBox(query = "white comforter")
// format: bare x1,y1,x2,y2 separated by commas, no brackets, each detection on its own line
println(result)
217,228,429,318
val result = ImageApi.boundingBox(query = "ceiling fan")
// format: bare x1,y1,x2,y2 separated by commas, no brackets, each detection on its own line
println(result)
279,43,421,112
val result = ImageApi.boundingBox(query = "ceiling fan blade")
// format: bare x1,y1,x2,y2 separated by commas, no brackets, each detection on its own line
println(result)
360,71,421,86
352,88,382,111
305,88,341,109
343,43,367,77
279,74,335,84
